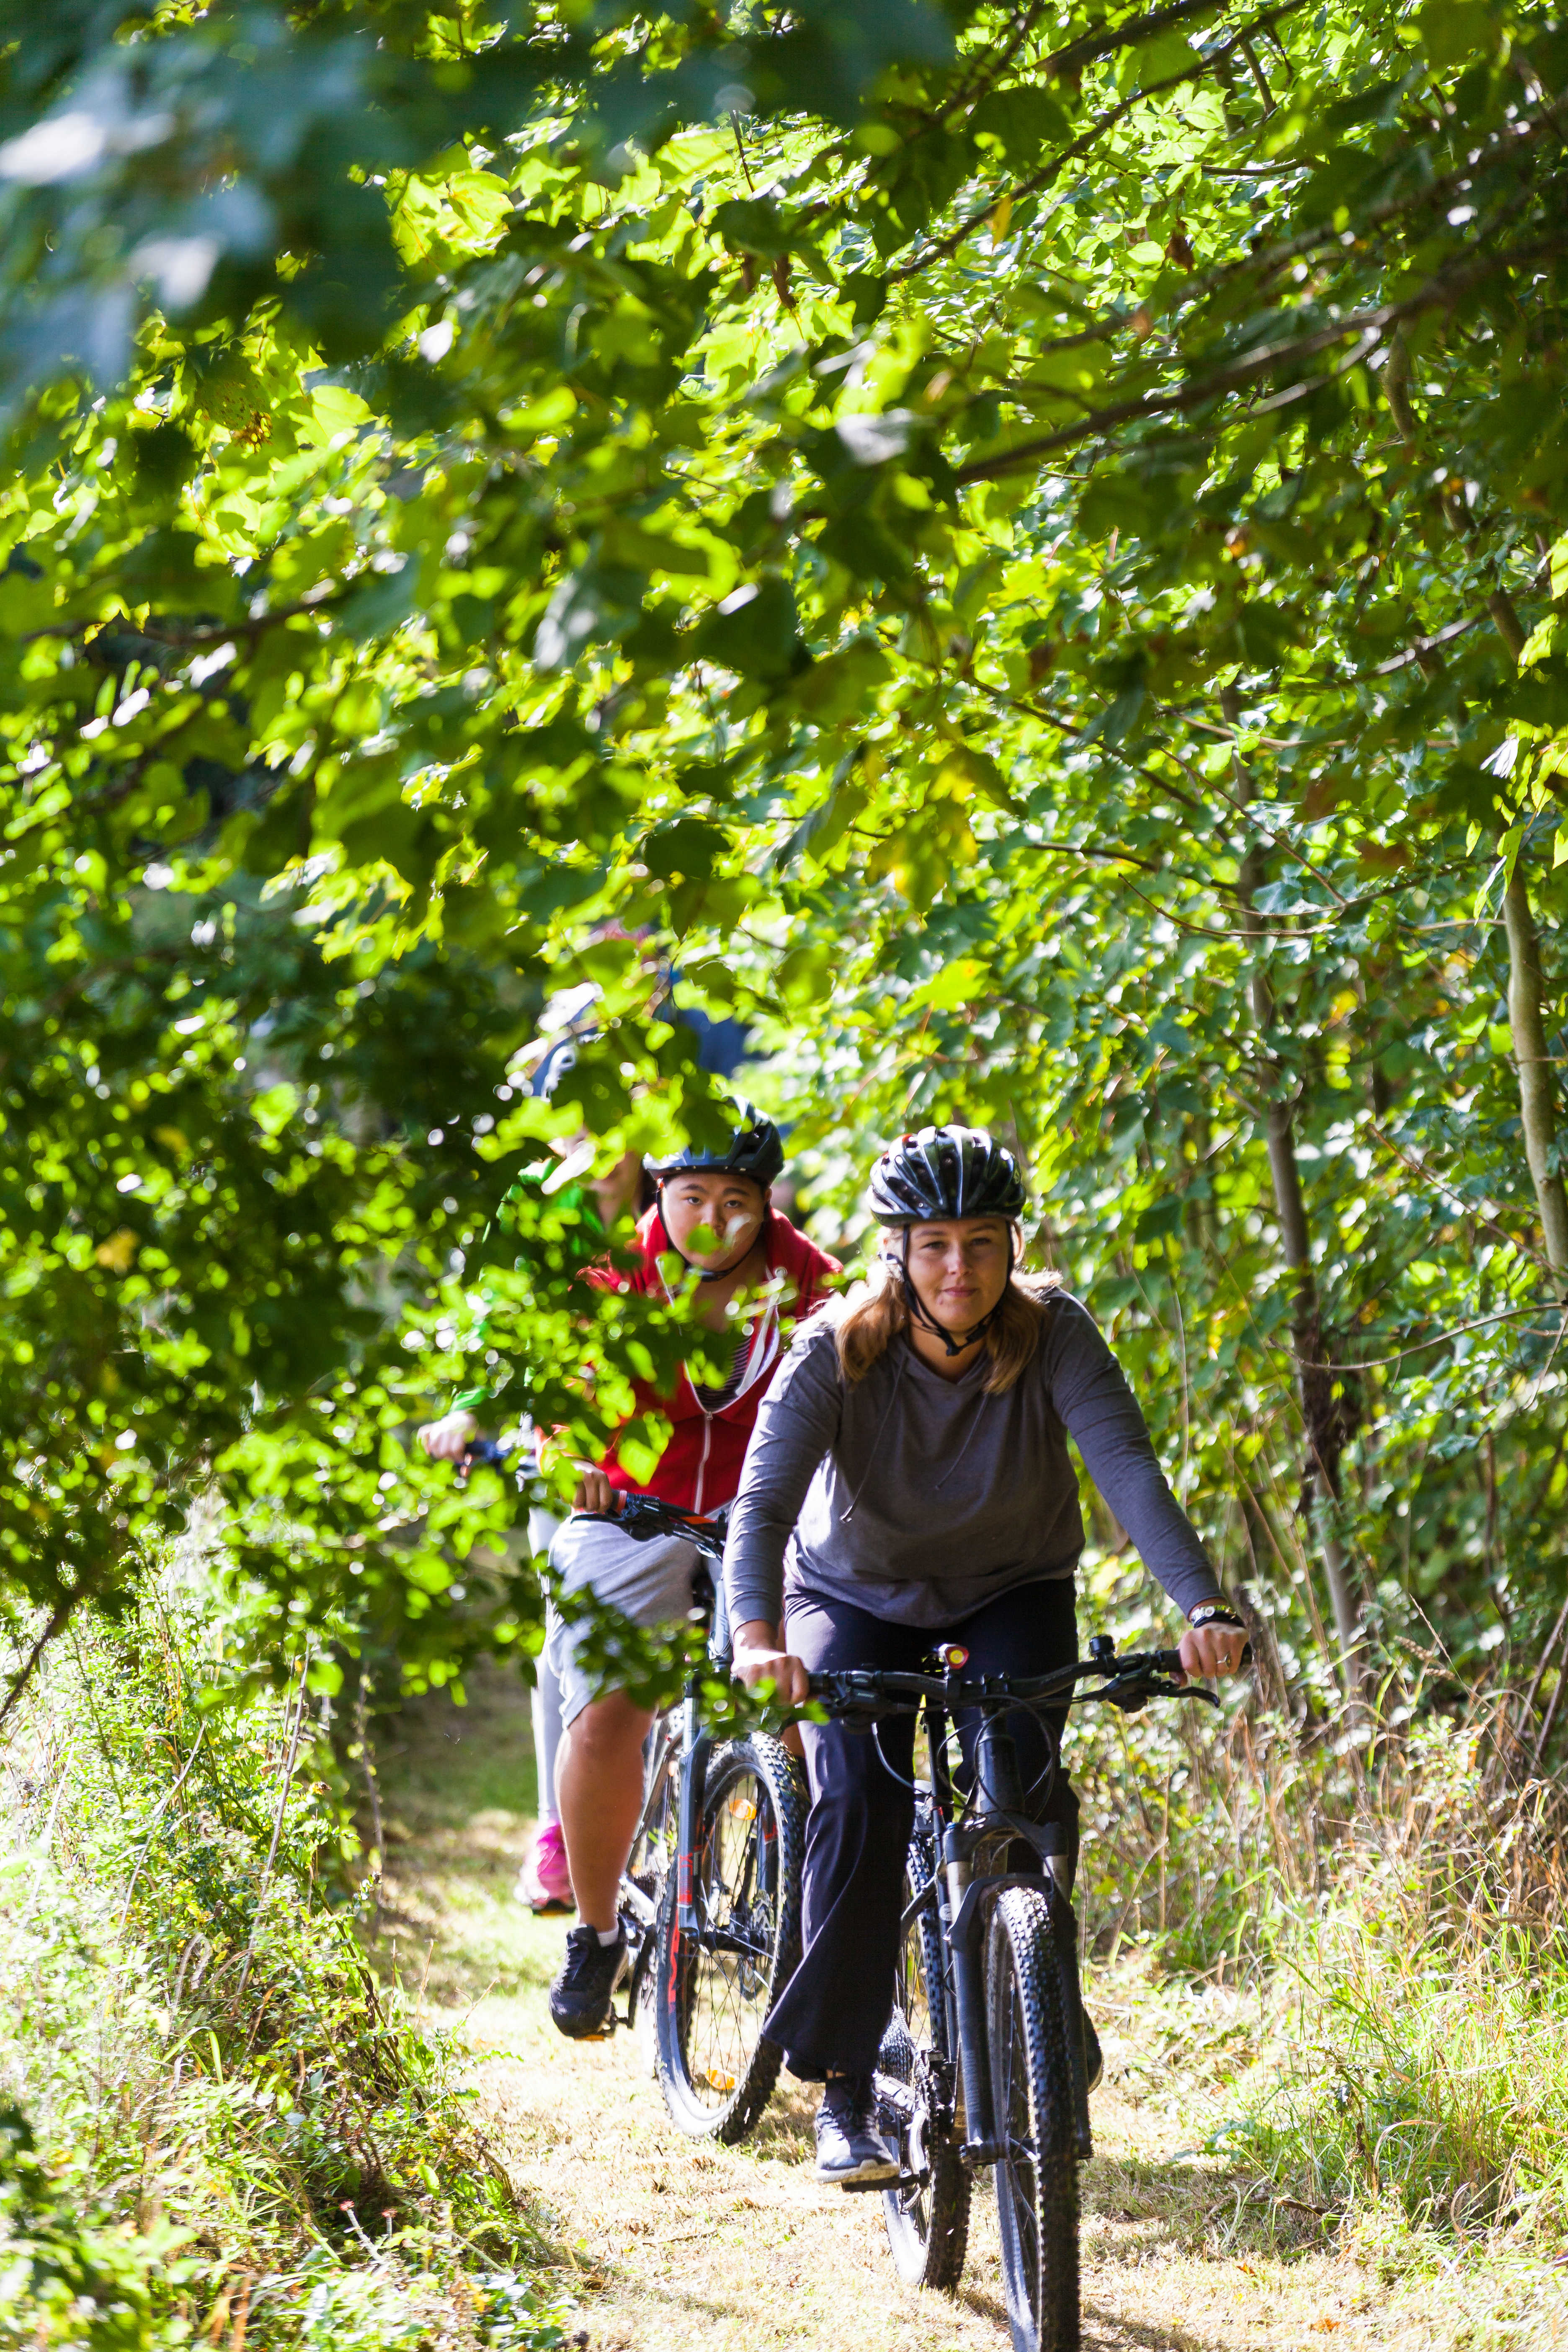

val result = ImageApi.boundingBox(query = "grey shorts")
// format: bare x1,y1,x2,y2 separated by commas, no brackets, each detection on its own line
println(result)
543,1513,702,1727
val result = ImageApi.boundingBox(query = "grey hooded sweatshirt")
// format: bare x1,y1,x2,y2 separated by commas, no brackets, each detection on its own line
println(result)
722,1289,1218,1632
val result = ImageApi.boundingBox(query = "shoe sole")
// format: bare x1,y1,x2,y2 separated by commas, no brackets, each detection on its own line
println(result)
551,2007,616,2040
816,2158,900,2186
529,1898,575,1916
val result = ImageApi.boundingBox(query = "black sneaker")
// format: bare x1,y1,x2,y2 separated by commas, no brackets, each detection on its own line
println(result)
815,2074,899,2185
549,1926,627,2040
1083,2007,1104,2094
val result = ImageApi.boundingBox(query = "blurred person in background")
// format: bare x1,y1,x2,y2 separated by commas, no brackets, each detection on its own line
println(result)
539,1104,840,2040
418,998,652,1913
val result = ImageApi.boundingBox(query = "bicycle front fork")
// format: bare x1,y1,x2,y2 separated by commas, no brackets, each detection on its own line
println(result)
674,1686,712,1934
941,1821,1093,2167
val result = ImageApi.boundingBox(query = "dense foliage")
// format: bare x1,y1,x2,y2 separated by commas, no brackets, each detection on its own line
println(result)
3,0,1568,1715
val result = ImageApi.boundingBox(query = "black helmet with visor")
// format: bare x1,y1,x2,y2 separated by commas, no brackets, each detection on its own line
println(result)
645,1101,784,1280
869,1124,1026,1226
645,1101,784,1191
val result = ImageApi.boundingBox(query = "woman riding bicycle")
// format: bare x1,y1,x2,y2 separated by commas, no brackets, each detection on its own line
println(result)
724,1124,1249,2185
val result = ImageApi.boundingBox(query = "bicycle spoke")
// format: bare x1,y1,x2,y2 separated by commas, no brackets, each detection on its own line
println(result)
680,1781,776,2104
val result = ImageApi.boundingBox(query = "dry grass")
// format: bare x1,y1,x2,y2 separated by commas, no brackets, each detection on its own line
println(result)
374,1667,1510,2352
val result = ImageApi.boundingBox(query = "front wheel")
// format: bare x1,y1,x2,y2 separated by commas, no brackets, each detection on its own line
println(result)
654,1733,804,2143
620,1722,678,2069
986,1888,1080,2352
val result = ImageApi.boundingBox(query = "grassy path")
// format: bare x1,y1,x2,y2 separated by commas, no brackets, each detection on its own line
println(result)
375,1668,1411,2352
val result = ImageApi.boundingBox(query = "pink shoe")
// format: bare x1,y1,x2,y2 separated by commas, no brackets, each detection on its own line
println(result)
519,1823,574,1914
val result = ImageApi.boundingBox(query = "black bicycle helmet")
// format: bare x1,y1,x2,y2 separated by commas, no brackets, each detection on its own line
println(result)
869,1124,1026,1225
645,1101,785,1190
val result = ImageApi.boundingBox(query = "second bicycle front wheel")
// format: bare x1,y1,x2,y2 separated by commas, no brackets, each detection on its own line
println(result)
878,1804,970,2288
986,1887,1080,2352
655,1733,804,2143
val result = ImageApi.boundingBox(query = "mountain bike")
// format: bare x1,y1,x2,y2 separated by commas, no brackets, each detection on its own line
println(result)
564,1489,806,2144
807,1637,1229,2352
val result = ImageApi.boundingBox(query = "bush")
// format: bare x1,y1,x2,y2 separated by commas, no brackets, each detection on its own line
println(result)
0,1570,567,2352
1067,1555,1568,2282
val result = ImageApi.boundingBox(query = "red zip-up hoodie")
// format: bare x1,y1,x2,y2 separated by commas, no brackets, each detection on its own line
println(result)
588,1204,841,1513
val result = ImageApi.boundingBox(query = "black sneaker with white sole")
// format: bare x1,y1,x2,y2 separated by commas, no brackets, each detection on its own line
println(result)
815,2074,900,2185
549,1926,627,2040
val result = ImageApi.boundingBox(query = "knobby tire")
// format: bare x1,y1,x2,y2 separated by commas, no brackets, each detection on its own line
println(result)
877,1803,971,2288
654,1733,805,2144
987,1886,1080,2352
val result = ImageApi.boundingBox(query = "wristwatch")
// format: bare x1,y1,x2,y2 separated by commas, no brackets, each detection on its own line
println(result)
1187,1600,1246,1632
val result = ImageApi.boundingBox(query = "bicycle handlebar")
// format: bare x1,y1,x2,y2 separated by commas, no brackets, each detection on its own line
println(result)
463,1437,516,1468
805,1646,1222,1717
456,1446,727,1563
574,1491,730,1560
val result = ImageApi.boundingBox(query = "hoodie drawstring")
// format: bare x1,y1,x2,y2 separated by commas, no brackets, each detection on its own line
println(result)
841,1348,908,1524
934,1381,991,1492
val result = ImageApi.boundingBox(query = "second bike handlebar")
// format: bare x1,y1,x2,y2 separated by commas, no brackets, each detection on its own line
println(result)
574,1491,730,1560
462,1436,516,1467
457,1445,728,1562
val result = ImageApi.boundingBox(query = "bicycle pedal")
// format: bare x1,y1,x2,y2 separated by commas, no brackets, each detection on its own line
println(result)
838,2171,905,2195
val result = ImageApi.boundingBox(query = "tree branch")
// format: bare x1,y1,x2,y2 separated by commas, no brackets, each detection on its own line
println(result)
0,1597,76,1737
952,237,1568,483
895,0,1315,281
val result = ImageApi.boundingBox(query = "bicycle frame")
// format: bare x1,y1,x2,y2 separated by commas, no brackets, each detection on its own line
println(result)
816,1644,1222,2179
918,1696,1091,2167
603,1495,730,2024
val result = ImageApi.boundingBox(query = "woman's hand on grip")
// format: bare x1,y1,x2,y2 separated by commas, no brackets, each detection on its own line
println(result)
732,1620,811,1708
1178,1618,1249,1681
572,1466,621,1515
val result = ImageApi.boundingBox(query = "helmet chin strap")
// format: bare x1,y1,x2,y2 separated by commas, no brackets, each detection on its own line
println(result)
896,1228,1015,1357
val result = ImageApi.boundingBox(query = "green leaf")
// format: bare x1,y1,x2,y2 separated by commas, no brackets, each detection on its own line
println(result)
969,85,1071,164
694,578,802,681
641,816,729,881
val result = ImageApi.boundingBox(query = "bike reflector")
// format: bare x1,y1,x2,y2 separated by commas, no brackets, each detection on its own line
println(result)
940,1644,970,1669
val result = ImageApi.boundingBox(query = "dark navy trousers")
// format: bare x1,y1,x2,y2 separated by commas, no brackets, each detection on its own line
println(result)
763,1579,1080,2082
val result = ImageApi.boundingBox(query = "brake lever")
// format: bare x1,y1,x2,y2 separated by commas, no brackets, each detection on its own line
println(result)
1092,1672,1221,1715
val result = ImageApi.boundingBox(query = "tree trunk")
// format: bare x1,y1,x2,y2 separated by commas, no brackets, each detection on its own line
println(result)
1384,354,1567,1279
1491,577,1568,1274
1257,1093,1365,1682
1239,845,1367,1694
1503,864,1568,1276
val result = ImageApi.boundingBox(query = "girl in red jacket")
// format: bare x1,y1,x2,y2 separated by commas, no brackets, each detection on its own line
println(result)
546,1105,839,2040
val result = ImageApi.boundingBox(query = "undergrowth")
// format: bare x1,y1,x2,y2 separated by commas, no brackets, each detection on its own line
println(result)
0,1566,568,2352
1070,1555,1568,2328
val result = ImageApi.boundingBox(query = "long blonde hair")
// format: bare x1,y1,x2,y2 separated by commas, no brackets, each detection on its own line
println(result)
834,1235,1060,1395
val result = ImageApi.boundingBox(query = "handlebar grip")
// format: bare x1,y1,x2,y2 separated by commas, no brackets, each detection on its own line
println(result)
463,1437,514,1467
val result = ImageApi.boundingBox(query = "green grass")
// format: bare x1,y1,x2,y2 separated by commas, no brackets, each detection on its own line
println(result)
373,1660,568,2018
0,1584,568,2352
